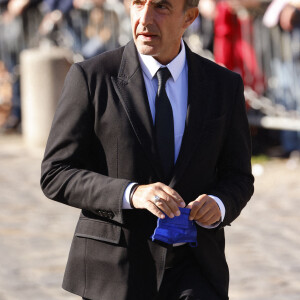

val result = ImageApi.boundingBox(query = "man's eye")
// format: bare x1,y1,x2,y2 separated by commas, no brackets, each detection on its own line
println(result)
156,4,167,10
154,2,171,11
132,0,143,6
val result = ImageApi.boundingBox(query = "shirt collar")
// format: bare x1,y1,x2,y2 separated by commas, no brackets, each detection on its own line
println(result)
138,39,186,82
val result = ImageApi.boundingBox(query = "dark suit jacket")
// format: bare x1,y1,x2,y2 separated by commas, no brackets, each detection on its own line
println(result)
41,40,254,300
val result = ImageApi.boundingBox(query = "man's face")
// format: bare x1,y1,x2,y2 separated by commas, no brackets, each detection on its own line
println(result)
130,0,198,65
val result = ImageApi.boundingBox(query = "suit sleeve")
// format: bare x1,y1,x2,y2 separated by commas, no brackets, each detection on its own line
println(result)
209,75,254,227
40,64,130,224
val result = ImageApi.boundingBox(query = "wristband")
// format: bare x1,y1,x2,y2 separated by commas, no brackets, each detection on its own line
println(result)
129,184,139,208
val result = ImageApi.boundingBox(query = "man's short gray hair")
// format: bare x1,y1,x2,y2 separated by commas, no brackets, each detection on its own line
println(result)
185,0,200,9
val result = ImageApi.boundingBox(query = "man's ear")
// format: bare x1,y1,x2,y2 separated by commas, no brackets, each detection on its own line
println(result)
184,7,199,29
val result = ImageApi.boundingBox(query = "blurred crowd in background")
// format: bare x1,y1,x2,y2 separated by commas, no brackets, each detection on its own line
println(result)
0,0,300,157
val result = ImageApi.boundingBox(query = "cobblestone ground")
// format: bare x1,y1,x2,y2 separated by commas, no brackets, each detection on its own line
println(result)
0,134,299,300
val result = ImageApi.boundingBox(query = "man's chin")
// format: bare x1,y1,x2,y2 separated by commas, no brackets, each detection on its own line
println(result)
135,43,158,57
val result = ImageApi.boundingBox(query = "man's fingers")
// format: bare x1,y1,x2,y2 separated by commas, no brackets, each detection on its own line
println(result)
145,201,166,219
192,201,214,220
196,211,220,226
151,191,186,218
149,183,184,217
131,182,185,218
153,195,177,218
188,195,221,225
159,184,185,208
187,194,207,220
187,201,205,220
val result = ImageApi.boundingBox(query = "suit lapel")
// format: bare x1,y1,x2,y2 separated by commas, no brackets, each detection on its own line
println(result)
112,41,212,186
169,47,210,188
111,41,164,179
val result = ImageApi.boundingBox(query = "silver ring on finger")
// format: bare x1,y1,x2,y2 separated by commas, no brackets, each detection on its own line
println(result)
154,195,161,205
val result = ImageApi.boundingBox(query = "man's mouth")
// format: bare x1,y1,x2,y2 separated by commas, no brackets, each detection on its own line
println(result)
137,32,158,41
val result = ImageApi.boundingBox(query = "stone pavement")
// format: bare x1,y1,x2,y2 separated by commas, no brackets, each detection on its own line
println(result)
0,134,299,300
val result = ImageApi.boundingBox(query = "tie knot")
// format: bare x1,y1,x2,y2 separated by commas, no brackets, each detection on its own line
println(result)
156,67,171,88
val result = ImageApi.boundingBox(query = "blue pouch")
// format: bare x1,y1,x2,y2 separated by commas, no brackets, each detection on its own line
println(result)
151,207,197,247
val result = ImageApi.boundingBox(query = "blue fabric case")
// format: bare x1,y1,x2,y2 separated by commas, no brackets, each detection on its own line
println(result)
151,207,197,247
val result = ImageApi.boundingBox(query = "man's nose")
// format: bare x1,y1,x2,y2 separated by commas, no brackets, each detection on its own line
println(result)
139,3,153,27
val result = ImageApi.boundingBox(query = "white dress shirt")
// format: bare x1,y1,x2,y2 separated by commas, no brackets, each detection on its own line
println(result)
122,40,225,228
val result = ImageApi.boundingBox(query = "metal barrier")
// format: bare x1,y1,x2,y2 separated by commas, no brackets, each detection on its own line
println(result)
247,14,300,131
186,3,300,131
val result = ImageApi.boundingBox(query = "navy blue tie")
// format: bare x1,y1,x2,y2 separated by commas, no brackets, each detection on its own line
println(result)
155,67,174,181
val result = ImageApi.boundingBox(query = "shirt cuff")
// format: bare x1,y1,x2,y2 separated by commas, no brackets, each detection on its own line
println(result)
196,195,226,229
122,182,138,209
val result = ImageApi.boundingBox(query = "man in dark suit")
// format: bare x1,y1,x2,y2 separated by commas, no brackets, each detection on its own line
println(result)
41,0,254,299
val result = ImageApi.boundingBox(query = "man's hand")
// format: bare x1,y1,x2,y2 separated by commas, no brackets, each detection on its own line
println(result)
186,194,221,226
131,182,185,219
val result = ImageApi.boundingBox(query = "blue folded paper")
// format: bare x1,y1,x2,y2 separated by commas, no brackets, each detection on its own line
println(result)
151,207,197,247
